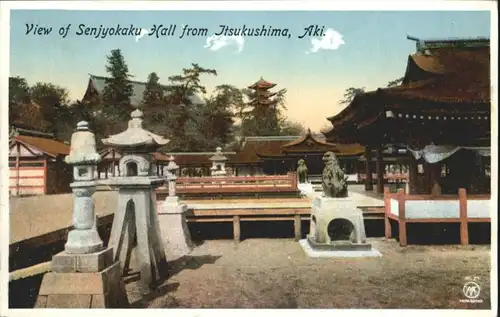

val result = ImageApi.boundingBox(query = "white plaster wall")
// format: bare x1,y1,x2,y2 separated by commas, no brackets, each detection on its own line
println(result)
390,198,490,218
346,174,357,182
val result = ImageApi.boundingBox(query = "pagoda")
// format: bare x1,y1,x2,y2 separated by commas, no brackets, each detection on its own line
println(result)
247,77,281,135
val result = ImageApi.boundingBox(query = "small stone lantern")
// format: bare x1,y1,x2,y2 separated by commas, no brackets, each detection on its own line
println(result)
166,155,179,199
64,121,103,254
210,147,228,177
159,156,193,260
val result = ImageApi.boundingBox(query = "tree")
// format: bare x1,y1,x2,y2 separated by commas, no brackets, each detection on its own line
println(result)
200,85,237,148
101,49,134,133
279,119,306,136
29,82,73,138
142,72,164,107
163,63,217,151
8,76,31,123
339,87,365,105
242,86,287,137
387,77,404,87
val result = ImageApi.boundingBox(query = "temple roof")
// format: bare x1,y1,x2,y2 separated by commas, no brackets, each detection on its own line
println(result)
280,129,365,155
248,77,277,90
83,74,205,107
328,38,490,130
10,135,70,158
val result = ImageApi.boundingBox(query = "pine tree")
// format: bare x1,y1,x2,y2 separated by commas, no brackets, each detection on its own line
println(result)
101,49,134,132
164,63,217,151
142,72,164,107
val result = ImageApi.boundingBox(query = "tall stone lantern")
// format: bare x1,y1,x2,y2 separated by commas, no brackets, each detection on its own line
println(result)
101,107,169,294
64,121,103,253
35,121,129,308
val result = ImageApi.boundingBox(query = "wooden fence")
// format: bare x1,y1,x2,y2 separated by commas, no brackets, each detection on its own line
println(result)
358,173,409,183
384,187,491,246
157,172,299,196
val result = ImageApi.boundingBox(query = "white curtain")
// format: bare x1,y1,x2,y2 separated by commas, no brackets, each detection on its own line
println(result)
408,145,490,163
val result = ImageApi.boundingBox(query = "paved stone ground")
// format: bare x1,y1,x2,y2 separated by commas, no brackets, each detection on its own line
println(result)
125,238,491,309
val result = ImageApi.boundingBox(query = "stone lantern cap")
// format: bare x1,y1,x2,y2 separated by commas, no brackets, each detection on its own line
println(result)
166,156,179,172
101,109,169,151
65,121,101,165
209,147,228,162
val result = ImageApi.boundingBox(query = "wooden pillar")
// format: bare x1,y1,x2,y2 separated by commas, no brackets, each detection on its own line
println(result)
376,147,384,194
43,159,48,194
16,143,20,196
458,188,469,245
397,189,407,247
384,187,392,239
364,146,374,191
409,155,418,194
233,215,241,242
112,148,116,177
294,215,302,241
429,163,442,196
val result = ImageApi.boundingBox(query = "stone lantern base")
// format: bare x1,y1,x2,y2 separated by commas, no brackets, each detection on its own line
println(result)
158,196,193,260
35,248,129,308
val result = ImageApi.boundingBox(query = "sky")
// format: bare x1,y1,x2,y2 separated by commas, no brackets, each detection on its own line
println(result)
9,10,491,131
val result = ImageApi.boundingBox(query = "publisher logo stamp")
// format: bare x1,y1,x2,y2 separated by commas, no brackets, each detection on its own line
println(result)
460,276,483,303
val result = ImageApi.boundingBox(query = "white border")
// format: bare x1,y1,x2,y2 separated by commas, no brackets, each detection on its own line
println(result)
0,1,497,317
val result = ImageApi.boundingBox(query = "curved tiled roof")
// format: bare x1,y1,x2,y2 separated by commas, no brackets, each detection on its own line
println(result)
12,135,70,158
85,74,205,107
248,77,276,90
328,39,490,129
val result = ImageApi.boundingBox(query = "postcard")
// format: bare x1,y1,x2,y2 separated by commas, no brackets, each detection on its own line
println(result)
0,1,497,317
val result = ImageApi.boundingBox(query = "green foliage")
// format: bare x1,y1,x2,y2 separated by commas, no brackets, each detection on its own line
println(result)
142,72,164,107
101,49,134,133
8,76,31,123
279,119,306,136
387,77,404,87
241,86,287,137
160,63,218,151
339,87,366,105
10,50,312,151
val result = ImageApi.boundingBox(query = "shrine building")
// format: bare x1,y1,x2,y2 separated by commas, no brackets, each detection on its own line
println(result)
324,36,491,195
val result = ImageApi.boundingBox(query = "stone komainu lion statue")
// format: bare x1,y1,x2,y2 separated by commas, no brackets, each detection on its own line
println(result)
322,151,348,198
296,159,308,183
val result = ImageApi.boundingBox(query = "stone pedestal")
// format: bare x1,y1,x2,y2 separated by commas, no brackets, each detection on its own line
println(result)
158,196,193,260
309,196,369,246
105,178,169,295
35,254,129,308
302,196,381,257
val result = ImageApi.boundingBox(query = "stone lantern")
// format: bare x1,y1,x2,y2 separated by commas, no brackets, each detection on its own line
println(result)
101,107,169,294
158,155,193,260
166,155,179,198
35,121,128,308
210,147,228,177
64,121,103,253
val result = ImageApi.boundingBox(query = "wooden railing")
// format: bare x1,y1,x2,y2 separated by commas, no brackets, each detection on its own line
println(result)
384,187,491,246
158,172,299,195
358,173,409,182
